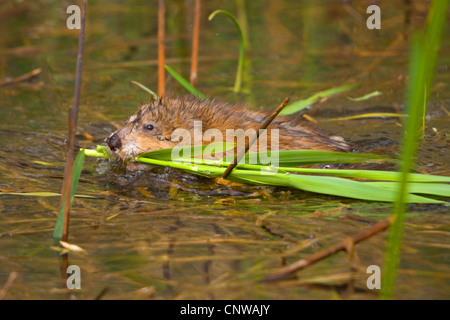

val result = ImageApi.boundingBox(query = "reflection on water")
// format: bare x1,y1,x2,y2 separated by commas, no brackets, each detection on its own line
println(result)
0,0,449,299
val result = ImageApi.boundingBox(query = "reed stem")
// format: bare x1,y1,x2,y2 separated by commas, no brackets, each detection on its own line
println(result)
221,97,290,179
158,0,166,97
58,0,87,242
190,0,201,87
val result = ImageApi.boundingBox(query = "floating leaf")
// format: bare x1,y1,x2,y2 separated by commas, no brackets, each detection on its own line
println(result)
0,192,96,198
32,160,62,166
323,113,404,122
280,83,359,116
347,91,382,101
60,241,87,254
1,192,61,197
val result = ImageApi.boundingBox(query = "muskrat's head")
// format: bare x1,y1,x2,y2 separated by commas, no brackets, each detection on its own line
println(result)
106,96,220,161
106,98,178,160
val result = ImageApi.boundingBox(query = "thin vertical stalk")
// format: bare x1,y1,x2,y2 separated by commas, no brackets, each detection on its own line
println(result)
381,0,448,299
58,0,87,242
190,0,201,87
208,10,245,93
381,36,420,299
236,0,254,102
158,0,166,97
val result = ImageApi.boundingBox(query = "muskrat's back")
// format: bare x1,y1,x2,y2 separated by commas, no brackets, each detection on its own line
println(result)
106,95,350,160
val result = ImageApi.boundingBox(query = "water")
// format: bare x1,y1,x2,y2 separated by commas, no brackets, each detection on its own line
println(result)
0,0,449,299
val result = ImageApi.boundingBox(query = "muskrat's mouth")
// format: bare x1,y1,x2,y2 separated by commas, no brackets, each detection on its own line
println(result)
106,147,153,172
106,137,146,162
109,148,139,162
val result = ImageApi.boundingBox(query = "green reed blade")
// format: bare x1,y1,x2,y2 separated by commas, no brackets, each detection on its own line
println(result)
53,151,85,239
171,157,450,184
83,146,448,203
130,81,158,99
267,167,450,183
165,65,206,99
232,171,443,203
137,155,444,203
368,182,450,197
139,142,235,161
221,149,389,166
381,0,449,299
208,10,245,93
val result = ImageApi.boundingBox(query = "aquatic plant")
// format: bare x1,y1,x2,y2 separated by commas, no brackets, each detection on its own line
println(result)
84,145,449,204
165,65,206,99
381,0,449,299
208,10,246,93
53,151,85,240
55,0,87,241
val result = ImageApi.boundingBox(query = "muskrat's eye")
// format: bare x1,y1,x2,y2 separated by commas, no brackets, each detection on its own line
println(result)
145,124,154,131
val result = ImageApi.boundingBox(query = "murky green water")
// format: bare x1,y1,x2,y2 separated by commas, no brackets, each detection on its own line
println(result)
0,0,449,299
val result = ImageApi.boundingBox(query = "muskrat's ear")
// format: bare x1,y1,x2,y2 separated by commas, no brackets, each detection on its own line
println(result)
127,105,147,123
157,134,173,142
168,131,181,142
158,129,176,142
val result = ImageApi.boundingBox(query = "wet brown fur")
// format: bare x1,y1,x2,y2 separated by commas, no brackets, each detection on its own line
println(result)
107,95,350,160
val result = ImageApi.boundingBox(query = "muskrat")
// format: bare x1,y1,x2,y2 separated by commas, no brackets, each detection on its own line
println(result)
106,95,350,161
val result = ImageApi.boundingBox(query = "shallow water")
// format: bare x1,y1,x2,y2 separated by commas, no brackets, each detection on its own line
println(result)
0,0,449,299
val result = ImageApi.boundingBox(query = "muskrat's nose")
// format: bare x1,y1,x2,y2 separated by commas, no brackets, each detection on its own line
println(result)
106,133,122,152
